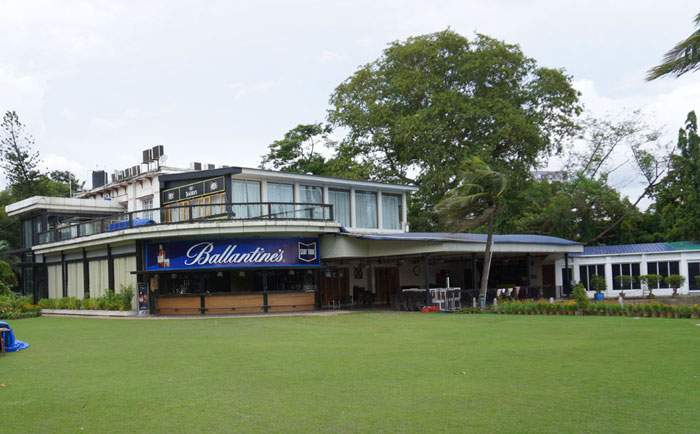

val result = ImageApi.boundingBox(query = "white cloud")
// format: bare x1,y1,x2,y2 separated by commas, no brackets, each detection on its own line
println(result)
91,117,127,129
227,80,283,100
317,50,346,64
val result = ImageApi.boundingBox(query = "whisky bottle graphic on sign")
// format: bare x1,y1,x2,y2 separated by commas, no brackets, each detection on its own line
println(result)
157,245,165,267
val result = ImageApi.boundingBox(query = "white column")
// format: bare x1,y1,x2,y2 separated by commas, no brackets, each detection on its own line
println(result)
401,193,408,231
680,252,689,294
604,258,613,296
322,186,329,204
377,191,383,230
350,187,356,229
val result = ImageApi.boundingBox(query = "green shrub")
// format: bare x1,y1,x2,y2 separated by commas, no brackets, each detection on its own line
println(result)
118,285,135,311
589,275,606,293
572,283,589,310
81,298,91,310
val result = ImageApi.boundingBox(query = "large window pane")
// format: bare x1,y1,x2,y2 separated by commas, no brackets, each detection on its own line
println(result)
689,263,700,290
611,263,641,290
355,191,377,228
299,185,323,219
329,190,350,227
232,180,261,218
382,194,401,230
267,183,294,218
580,264,606,291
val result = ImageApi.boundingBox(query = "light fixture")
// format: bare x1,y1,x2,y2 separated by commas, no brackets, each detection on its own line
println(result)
288,270,295,275
171,274,177,279
307,269,313,275
239,271,245,277
216,271,223,278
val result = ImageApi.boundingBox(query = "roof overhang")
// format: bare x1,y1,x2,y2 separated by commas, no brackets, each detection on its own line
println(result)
6,196,125,217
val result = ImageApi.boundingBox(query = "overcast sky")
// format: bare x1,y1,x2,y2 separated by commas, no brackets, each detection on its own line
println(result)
1,0,698,205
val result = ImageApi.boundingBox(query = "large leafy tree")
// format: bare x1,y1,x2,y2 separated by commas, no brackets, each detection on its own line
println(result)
436,157,506,308
654,111,700,241
328,30,581,230
647,12,700,80
261,123,372,180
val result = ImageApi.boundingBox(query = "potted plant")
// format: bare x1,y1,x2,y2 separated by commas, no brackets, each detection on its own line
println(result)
614,275,634,292
691,304,700,319
637,274,662,298
663,274,686,297
589,274,607,301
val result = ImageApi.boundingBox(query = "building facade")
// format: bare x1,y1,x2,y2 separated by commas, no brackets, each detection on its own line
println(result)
555,242,700,297
8,162,582,314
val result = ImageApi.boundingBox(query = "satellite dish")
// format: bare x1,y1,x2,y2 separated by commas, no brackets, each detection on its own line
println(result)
159,155,168,164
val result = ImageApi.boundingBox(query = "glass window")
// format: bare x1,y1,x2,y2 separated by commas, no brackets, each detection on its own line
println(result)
647,261,680,289
382,194,401,230
611,263,641,290
21,219,32,248
355,191,377,228
689,263,700,291
267,183,294,218
299,185,323,219
579,264,605,291
329,190,350,227
232,180,261,218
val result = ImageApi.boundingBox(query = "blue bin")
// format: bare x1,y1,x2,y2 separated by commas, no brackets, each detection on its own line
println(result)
593,293,605,301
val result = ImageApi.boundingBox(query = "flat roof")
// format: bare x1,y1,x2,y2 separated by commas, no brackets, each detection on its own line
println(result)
576,241,700,256
342,231,580,246
6,196,125,217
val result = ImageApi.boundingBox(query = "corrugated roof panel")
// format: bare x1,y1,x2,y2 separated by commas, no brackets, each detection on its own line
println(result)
341,231,579,246
578,243,673,256
666,241,700,251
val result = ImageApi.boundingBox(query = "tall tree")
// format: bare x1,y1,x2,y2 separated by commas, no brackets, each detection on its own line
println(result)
261,123,372,180
0,111,43,200
436,157,506,308
647,12,700,80
328,30,581,230
654,111,700,241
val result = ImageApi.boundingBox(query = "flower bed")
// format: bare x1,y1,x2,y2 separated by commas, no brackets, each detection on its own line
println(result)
0,294,41,319
491,300,700,318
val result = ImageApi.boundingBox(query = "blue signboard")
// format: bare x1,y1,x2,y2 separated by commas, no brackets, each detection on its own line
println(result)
145,237,320,271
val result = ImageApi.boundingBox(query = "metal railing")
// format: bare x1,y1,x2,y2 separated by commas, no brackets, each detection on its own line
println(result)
37,202,334,245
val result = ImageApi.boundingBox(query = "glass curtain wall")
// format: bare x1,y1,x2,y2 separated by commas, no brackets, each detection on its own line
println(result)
329,190,350,227
299,185,323,219
355,191,377,228
231,180,261,218
267,183,294,218
382,194,401,230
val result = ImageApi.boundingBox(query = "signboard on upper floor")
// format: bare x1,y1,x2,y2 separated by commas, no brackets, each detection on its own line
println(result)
145,237,320,271
161,176,225,205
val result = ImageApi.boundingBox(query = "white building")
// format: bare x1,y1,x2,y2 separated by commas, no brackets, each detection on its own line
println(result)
555,242,700,297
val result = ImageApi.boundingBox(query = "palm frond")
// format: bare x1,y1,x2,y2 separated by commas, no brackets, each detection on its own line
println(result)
647,13,700,80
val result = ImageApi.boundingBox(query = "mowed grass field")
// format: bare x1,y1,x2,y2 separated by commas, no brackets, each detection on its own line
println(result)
1,312,699,433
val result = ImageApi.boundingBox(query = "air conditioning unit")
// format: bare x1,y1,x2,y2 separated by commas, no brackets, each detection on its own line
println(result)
133,165,141,175
190,162,202,171
152,145,164,159
142,149,152,163
207,164,215,170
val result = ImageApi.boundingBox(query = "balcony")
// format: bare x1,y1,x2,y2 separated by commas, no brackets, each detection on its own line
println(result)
36,202,334,245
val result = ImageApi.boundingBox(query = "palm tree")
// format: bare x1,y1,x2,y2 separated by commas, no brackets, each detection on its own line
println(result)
436,157,507,309
647,12,700,80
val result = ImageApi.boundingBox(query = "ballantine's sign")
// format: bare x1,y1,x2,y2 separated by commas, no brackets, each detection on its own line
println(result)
145,237,320,270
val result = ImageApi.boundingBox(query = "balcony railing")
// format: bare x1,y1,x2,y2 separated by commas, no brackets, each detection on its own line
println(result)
36,202,334,245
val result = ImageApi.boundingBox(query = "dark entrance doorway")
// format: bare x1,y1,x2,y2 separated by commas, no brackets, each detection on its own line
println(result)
375,267,399,304
542,264,556,298
320,268,348,306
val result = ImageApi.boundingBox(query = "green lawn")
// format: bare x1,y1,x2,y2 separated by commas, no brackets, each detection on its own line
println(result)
1,312,699,433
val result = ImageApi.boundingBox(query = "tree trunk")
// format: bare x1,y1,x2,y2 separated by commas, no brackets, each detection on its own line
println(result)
479,209,495,309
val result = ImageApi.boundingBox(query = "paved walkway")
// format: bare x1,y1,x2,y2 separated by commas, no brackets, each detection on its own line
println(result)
42,310,355,320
